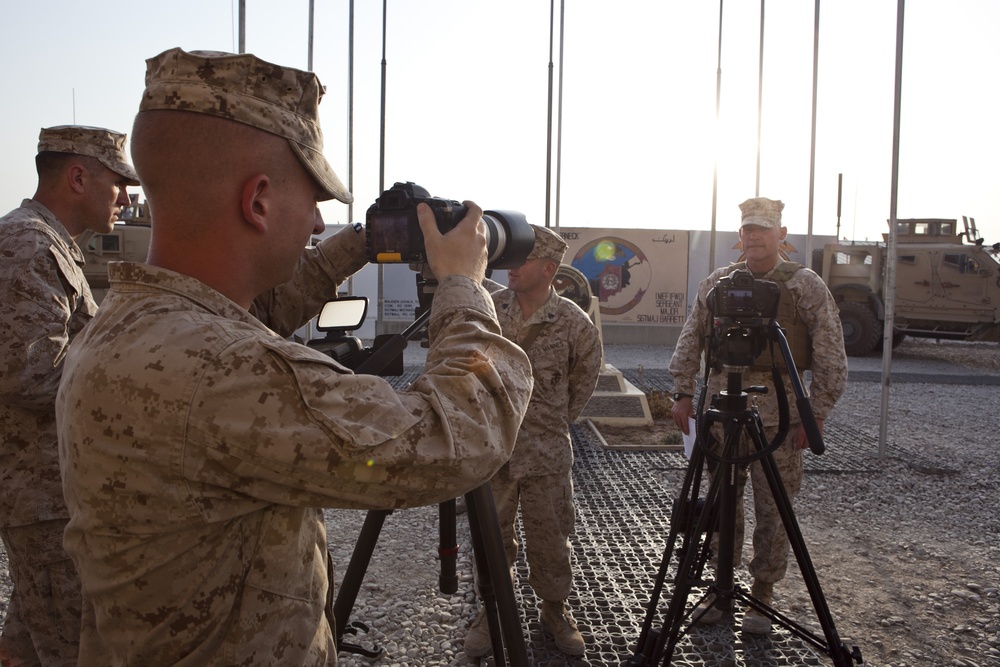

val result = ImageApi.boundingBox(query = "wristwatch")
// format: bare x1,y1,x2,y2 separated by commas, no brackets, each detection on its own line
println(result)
672,392,693,402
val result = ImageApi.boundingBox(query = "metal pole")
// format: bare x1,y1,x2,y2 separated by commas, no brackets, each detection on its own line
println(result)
554,0,565,231
377,0,388,334
347,0,356,295
836,173,843,240
806,0,820,260
709,0,723,273
545,0,555,228
307,0,315,71
879,0,906,459
238,0,246,53
755,0,764,197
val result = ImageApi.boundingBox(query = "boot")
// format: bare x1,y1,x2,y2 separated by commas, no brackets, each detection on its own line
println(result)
741,579,774,635
693,591,724,624
540,600,585,656
463,609,491,658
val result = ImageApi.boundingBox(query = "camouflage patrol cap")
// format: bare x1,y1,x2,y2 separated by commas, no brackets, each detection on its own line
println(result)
526,224,568,263
739,197,784,229
139,47,351,204
37,125,140,185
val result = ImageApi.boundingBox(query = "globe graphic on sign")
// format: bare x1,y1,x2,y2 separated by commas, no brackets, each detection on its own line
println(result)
571,237,651,316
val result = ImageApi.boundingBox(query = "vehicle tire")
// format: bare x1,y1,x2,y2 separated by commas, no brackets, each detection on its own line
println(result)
838,301,881,356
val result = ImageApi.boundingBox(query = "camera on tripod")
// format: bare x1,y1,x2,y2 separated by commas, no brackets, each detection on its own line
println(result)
707,268,780,368
365,181,535,270
308,296,406,375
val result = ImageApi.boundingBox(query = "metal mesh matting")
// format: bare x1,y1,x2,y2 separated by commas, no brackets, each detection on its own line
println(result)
476,423,834,666
374,366,947,664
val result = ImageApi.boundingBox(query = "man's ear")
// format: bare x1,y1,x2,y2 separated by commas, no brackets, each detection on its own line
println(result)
779,225,788,241
241,174,270,234
67,163,88,195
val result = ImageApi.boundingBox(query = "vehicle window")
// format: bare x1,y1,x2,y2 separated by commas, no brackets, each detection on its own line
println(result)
101,235,122,253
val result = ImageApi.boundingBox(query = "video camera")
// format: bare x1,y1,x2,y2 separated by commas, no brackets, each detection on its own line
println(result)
706,268,780,368
365,182,535,270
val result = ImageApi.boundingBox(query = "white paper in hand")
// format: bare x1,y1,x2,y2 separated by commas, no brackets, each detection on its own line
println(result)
682,417,697,459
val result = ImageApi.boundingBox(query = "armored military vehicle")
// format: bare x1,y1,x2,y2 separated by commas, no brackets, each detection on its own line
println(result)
79,194,152,304
814,216,1000,355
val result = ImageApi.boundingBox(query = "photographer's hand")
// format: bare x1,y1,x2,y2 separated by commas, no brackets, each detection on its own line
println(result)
672,396,693,435
794,418,824,450
418,201,487,282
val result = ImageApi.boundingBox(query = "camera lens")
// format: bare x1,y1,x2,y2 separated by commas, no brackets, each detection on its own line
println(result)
481,210,535,269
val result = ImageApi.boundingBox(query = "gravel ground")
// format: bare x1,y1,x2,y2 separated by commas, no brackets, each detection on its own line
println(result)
1,338,997,666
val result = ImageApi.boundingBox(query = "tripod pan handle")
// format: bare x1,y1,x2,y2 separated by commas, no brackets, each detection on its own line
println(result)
797,400,825,455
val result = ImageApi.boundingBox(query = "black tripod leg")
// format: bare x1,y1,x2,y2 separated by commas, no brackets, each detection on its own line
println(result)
656,462,725,664
712,418,745,617
625,418,738,666
659,420,746,663
465,483,528,667
331,509,392,657
626,441,706,664
439,499,459,594
625,456,704,664
753,443,858,666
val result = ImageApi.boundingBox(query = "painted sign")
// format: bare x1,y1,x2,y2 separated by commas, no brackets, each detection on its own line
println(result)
559,228,690,326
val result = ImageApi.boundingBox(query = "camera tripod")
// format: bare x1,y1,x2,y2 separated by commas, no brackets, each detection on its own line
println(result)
328,310,528,666
625,325,862,666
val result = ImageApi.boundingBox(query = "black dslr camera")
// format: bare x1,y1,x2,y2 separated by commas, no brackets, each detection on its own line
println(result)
707,268,780,367
365,182,535,270
710,268,780,319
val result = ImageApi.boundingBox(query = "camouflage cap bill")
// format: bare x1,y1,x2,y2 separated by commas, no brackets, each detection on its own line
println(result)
739,197,784,229
139,47,351,204
526,224,568,263
37,125,140,185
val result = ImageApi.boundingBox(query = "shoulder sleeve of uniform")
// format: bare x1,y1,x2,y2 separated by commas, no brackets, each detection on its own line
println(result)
790,268,848,419
184,277,532,511
566,313,603,422
0,230,90,407
251,224,368,336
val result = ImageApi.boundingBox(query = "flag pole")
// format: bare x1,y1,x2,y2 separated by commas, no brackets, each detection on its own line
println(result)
709,0,723,273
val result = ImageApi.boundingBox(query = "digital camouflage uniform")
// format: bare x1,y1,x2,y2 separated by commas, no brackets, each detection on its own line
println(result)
56,222,533,667
0,200,91,666
668,258,847,584
490,285,602,602
1,126,139,667
55,47,534,667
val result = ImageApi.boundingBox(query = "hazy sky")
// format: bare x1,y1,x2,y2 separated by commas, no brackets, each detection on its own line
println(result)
2,0,998,244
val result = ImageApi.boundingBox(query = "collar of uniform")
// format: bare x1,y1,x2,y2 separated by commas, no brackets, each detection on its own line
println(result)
107,261,264,326
752,257,785,280
19,198,84,263
536,286,563,322
496,285,561,326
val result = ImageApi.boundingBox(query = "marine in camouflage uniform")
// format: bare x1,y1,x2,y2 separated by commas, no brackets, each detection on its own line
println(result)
464,225,603,658
669,197,847,634
55,48,533,667
0,126,139,666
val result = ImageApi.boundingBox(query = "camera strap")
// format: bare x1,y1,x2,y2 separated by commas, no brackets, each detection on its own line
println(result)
518,322,545,353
